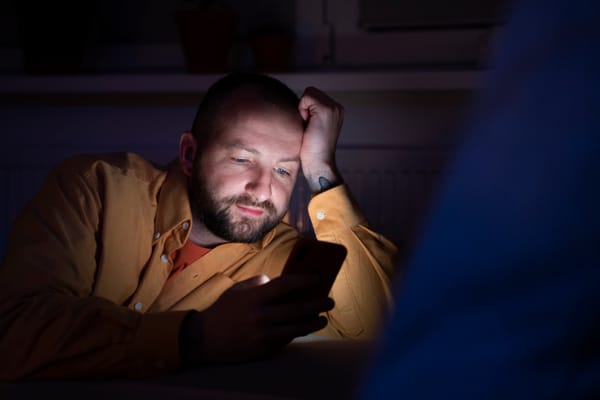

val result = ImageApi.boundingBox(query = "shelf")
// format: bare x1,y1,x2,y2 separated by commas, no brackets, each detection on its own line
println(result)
0,70,483,95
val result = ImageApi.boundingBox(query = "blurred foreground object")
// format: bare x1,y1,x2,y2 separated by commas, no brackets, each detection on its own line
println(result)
359,0,600,398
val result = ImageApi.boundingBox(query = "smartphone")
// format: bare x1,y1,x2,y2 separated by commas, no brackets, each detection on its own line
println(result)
281,237,347,297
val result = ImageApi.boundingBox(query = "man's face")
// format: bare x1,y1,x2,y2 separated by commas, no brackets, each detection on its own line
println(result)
189,98,303,243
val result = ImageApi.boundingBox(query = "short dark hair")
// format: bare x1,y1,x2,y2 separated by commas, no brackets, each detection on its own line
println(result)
190,72,301,149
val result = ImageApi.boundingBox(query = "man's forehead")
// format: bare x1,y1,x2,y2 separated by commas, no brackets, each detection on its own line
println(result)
222,87,301,119
214,101,302,138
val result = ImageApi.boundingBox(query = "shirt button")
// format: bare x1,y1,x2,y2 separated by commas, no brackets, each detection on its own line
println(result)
160,254,169,263
182,221,190,230
134,302,143,312
153,232,161,239
316,210,326,220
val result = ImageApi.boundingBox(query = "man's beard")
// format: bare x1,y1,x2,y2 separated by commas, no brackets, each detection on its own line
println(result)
188,165,285,243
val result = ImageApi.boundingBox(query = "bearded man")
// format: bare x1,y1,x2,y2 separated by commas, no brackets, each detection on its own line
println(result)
0,73,397,381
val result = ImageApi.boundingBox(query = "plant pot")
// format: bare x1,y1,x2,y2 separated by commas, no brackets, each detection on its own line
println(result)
176,7,238,74
250,32,294,73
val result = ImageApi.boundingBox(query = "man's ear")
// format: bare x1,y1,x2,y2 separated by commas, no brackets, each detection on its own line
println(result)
179,132,197,176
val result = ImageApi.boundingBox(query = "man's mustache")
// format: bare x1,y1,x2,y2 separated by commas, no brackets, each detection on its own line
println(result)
223,195,276,214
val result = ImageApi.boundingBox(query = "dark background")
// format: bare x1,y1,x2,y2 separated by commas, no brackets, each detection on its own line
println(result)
0,0,509,258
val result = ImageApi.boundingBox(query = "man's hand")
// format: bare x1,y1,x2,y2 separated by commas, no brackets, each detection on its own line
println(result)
180,274,334,366
298,87,344,193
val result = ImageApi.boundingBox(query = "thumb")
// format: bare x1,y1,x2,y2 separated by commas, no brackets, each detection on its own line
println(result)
231,274,270,291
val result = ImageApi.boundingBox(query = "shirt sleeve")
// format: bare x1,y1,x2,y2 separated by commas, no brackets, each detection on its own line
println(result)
0,159,187,381
307,184,398,339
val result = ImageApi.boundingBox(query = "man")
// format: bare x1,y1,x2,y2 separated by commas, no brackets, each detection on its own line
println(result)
0,73,397,380
358,0,600,398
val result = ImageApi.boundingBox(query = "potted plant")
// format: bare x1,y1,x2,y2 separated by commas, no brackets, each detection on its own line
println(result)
176,0,238,73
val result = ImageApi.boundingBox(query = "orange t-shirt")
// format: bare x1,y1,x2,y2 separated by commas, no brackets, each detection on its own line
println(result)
166,240,211,285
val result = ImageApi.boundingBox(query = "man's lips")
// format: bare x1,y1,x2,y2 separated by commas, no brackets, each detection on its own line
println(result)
235,204,265,217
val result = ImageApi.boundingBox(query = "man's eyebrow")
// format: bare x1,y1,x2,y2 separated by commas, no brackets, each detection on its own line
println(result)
228,142,300,163
228,142,259,154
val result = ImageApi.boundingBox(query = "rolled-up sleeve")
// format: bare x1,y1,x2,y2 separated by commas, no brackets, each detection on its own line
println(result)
308,184,398,339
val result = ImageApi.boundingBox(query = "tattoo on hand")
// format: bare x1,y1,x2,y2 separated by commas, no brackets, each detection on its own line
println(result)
318,176,333,192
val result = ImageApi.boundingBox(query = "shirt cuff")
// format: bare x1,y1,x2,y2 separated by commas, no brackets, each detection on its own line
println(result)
308,184,367,236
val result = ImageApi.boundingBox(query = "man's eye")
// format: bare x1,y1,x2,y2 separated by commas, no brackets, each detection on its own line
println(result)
232,157,249,163
275,167,290,177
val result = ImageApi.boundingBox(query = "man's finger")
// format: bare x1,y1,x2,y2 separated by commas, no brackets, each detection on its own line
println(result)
259,296,335,324
252,274,322,301
231,274,270,291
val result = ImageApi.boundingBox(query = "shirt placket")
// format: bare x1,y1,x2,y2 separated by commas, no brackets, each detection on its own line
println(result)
127,221,190,313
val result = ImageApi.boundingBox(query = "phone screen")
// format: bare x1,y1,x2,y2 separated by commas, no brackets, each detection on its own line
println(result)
282,238,347,297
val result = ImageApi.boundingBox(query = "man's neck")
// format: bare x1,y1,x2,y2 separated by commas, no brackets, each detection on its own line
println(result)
187,220,228,248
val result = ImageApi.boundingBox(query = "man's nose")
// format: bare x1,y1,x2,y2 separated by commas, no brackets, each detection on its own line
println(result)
245,167,272,202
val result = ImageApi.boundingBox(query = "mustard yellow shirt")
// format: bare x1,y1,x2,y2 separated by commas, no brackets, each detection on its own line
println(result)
0,152,397,380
